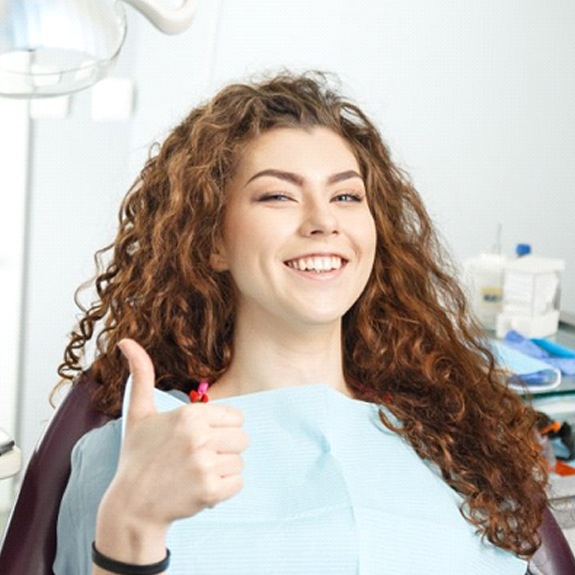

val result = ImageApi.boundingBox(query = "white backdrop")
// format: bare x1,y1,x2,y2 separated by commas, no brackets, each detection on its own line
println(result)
0,98,29,510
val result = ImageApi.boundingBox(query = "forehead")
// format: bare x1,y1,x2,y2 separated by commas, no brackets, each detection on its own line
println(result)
232,127,360,181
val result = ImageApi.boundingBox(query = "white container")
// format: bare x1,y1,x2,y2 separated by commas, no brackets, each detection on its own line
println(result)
496,255,565,338
496,310,561,339
463,254,507,329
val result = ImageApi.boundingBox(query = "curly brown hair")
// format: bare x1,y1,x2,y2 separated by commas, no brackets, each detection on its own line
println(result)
57,70,547,557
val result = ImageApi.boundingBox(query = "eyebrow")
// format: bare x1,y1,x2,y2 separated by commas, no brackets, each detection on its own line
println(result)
245,169,363,187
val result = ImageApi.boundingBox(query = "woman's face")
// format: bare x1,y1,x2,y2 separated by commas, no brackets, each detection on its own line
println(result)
213,127,377,331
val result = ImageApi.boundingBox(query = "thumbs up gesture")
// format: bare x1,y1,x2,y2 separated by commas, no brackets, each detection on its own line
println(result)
97,339,248,545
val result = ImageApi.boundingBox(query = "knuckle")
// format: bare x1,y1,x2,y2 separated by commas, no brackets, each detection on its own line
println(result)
187,433,207,453
239,430,250,449
191,450,215,475
173,409,211,452
198,481,221,507
230,407,245,425
227,476,244,498
215,405,244,425
171,407,195,433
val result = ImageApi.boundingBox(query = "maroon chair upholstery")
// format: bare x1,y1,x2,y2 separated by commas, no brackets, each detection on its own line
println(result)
530,506,575,574
0,371,112,575
1,371,574,575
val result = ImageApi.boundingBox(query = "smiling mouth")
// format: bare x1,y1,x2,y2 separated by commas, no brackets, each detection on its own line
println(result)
285,256,346,273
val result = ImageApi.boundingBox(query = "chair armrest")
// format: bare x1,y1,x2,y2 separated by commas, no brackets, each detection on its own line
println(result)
0,372,112,575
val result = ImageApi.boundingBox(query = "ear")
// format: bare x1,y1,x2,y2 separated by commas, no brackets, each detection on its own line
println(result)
209,245,229,272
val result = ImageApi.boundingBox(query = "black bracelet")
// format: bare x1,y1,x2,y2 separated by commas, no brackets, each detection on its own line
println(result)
92,542,170,575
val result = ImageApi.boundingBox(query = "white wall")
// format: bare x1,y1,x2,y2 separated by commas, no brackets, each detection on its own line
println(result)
11,0,575,462
132,0,575,303
15,50,138,466
0,97,29,510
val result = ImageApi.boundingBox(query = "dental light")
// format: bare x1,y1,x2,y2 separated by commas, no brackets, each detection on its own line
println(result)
0,0,198,98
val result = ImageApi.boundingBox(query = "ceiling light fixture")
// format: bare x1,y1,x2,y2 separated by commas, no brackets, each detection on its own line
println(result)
0,0,198,98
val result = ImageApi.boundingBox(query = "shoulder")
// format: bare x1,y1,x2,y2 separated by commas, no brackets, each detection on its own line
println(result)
73,417,122,462
68,417,123,490
54,419,122,575
68,417,123,508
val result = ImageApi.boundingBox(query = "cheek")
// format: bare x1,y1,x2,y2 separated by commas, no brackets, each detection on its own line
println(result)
359,220,378,283
360,213,378,257
359,225,377,295
226,220,272,253
221,221,272,276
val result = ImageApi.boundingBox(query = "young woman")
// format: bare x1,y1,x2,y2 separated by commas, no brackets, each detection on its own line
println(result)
54,71,547,575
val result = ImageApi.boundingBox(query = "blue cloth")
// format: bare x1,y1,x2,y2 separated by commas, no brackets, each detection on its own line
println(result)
55,384,527,575
490,339,561,392
504,330,575,376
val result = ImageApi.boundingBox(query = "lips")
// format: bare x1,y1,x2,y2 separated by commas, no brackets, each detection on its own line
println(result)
285,255,346,273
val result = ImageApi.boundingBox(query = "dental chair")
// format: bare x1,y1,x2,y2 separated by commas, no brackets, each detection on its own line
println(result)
0,371,574,575
0,370,111,575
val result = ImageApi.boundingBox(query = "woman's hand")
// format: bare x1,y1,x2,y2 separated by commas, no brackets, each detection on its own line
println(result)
93,339,248,572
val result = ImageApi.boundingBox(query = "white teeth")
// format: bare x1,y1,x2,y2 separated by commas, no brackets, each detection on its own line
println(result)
287,256,343,272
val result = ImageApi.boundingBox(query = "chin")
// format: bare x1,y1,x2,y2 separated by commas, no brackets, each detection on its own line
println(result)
294,308,350,327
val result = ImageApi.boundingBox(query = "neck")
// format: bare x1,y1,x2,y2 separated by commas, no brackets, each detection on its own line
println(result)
209,315,349,400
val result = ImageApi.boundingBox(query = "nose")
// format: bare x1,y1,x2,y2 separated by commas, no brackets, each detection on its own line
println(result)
299,197,339,237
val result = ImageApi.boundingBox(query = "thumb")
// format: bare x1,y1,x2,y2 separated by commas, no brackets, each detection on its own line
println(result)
118,338,157,426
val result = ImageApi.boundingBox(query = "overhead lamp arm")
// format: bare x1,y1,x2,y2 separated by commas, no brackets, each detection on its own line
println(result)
0,0,199,98
123,0,199,35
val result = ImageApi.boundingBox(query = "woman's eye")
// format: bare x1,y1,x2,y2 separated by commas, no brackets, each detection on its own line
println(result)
256,192,293,202
333,193,364,203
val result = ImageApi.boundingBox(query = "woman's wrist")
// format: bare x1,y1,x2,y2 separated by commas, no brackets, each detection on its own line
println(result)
92,542,170,575
94,485,169,571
